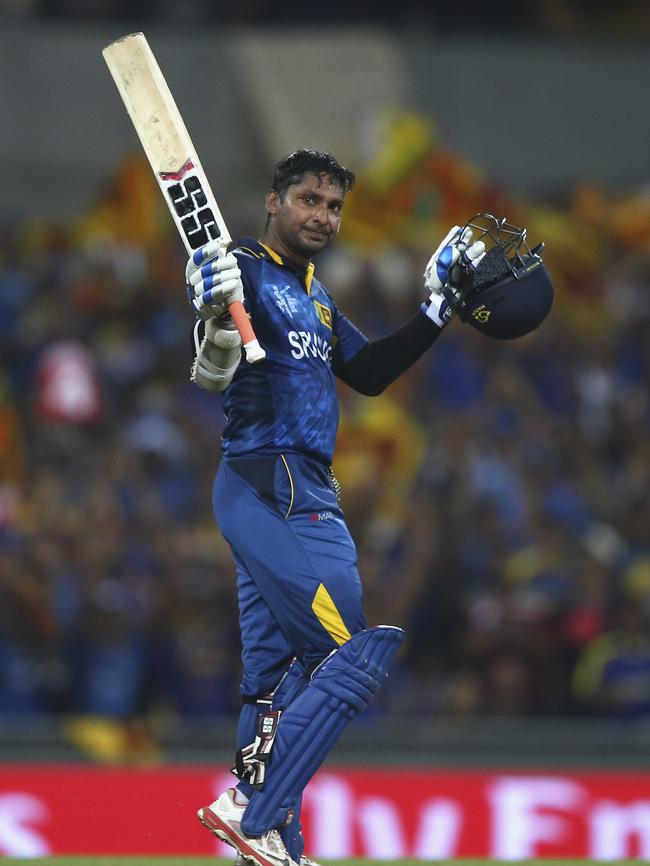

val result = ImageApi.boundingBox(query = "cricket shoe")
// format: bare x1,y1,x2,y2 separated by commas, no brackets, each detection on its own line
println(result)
234,858,322,866
197,788,298,866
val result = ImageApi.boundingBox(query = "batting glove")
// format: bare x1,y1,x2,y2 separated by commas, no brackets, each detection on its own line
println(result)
191,315,242,392
422,226,486,327
186,241,244,320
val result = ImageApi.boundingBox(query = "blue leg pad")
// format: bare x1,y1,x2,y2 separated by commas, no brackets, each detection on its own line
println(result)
241,625,405,837
273,661,309,861
279,794,303,862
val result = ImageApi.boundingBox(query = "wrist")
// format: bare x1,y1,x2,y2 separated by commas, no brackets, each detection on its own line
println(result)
422,294,454,329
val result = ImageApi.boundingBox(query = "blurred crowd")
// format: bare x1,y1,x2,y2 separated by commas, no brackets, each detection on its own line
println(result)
2,0,649,39
1,134,650,762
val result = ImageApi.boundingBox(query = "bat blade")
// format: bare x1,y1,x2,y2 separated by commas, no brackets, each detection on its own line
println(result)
103,33,196,176
102,32,265,363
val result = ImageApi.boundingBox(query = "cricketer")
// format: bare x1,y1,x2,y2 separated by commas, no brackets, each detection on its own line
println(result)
187,149,552,866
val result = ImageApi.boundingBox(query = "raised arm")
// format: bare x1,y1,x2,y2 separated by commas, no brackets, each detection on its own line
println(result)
335,226,485,395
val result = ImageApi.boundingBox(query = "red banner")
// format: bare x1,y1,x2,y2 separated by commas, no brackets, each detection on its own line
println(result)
1,765,650,859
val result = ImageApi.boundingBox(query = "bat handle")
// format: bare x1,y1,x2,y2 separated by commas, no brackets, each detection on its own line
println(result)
228,300,266,364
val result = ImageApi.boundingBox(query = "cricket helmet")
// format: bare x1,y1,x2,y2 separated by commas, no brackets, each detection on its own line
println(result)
446,213,554,339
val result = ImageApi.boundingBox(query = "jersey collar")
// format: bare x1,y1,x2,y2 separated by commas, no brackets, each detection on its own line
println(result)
236,237,315,295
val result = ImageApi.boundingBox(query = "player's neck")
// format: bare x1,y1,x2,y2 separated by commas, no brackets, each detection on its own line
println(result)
260,232,312,271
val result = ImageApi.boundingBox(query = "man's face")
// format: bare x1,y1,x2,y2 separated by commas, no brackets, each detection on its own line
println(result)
265,173,345,262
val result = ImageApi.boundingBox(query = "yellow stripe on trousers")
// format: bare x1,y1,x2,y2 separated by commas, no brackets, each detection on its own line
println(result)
311,582,351,646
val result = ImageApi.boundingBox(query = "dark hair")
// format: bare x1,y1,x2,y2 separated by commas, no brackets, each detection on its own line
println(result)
271,149,356,199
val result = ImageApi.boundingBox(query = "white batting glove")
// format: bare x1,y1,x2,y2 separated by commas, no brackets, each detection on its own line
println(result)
191,315,242,392
424,226,462,293
204,316,242,349
424,226,486,294
422,226,486,327
186,241,244,320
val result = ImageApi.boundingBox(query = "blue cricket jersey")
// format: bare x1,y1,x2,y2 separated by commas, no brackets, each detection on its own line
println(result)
221,238,368,465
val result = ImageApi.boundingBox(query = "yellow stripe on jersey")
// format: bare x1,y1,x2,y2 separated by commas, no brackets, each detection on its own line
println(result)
260,243,284,265
305,262,315,295
311,583,351,646
259,243,314,295
238,246,264,259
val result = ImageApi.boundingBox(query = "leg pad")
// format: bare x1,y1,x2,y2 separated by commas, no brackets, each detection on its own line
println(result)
241,626,404,837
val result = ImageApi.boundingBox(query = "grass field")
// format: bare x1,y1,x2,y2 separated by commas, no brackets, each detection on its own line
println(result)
0,857,640,866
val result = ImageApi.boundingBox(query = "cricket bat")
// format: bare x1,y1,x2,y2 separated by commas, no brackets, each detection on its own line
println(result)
102,32,265,363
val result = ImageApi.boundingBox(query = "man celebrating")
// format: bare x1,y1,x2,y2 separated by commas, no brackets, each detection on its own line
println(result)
188,149,544,866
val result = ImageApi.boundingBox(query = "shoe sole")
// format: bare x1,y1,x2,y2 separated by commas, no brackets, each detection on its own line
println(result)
197,806,289,866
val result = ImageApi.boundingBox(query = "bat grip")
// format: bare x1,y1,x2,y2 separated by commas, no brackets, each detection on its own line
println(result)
228,300,266,364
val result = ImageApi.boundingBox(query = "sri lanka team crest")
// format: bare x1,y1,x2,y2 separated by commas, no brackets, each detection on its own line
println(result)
313,300,333,329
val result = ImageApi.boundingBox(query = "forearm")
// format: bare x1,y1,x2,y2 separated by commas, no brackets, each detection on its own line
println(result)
335,309,443,396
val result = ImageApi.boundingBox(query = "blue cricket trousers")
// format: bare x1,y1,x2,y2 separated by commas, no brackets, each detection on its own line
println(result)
213,451,367,698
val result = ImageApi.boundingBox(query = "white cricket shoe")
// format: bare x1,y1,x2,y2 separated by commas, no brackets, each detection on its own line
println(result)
235,857,322,866
197,788,298,866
